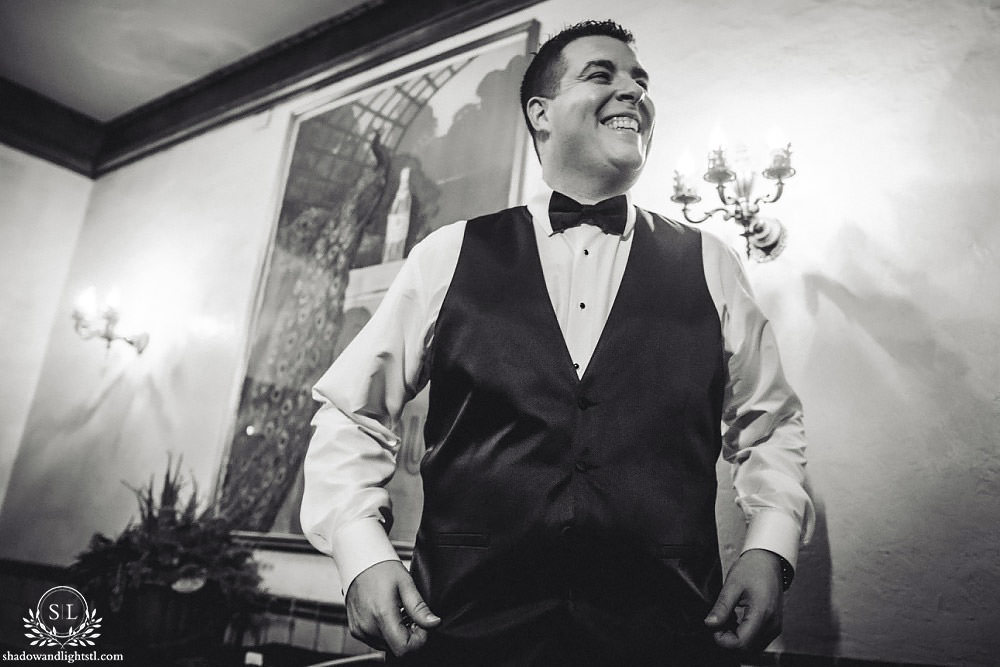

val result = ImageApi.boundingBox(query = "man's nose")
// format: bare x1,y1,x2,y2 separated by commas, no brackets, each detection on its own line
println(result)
615,76,646,103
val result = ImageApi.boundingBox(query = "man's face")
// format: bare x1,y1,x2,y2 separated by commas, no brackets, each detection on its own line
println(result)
539,35,656,185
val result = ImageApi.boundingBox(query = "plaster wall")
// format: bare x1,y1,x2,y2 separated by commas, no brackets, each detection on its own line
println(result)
1,0,998,665
0,111,289,564
0,146,91,510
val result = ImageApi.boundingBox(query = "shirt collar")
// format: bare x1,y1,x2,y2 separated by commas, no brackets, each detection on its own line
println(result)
527,186,637,237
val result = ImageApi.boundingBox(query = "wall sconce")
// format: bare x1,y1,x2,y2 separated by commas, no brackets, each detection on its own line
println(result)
72,287,149,354
671,126,795,261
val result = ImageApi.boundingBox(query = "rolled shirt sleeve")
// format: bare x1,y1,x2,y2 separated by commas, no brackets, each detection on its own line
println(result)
702,232,815,572
300,223,464,590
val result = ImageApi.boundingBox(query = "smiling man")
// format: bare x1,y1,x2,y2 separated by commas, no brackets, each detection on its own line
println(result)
525,29,654,199
302,20,813,666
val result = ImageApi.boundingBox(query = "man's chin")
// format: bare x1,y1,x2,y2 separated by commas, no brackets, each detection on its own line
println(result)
607,152,647,179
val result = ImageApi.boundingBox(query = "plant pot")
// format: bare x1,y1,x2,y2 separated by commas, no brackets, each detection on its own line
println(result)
113,584,228,655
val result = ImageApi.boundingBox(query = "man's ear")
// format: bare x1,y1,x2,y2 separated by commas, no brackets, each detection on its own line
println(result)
525,96,550,137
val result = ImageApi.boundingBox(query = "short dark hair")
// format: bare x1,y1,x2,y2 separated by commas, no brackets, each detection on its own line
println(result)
519,20,636,146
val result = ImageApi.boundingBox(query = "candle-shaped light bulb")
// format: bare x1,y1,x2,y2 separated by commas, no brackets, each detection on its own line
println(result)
766,125,787,152
672,172,685,198
709,124,727,151
673,150,699,200
74,286,98,320
730,143,755,199
105,287,121,310
764,125,793,178
104,287,121,323
677,149,694,176
705,126,734,184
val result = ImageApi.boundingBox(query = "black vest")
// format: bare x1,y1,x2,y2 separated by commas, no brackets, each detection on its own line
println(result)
409,206,728,663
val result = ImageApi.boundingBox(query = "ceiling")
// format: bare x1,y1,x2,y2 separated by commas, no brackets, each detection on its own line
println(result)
0,0,541,176
0,0,374,121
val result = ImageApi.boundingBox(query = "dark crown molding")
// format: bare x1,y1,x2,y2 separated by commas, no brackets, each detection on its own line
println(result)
1,0,543,178
0,79,104,175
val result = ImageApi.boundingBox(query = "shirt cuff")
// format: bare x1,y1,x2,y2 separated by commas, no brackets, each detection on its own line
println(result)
740,508,803,571
326,518,401,593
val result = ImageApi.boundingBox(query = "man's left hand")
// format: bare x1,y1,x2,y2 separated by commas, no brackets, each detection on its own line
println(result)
704,548,784,652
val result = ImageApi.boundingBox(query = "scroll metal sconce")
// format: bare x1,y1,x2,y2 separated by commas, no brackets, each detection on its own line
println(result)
72,287,149,354
671,126,796,262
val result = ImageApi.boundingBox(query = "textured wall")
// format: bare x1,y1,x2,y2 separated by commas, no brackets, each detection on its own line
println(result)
0,111,288,564
1,1,998,665
607,1,1000,664
0,146,91,511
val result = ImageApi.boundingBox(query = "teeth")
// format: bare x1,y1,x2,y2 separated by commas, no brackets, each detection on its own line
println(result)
604,116,639,132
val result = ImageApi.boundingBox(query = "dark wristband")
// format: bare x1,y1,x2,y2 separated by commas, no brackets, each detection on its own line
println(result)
779,556,795,591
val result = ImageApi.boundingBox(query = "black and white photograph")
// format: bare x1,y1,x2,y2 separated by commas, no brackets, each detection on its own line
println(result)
0,1,997,666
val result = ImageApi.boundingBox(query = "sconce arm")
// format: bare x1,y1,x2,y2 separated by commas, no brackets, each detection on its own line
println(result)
753,179,785,207
715,183,739,206
681,204,732,225
123,332,150,354
71,310,149,353
72,316,101,342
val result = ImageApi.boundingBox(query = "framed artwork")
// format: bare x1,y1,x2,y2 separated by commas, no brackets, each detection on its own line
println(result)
219,21,539,553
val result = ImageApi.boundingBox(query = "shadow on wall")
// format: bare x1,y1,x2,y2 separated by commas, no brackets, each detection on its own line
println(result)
0,338,186,563
799,218,998,471
716,477,840,656
787,216,1000,662
782,486,840,655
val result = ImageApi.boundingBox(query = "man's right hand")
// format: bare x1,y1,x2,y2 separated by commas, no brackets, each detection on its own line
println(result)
345,560,441,656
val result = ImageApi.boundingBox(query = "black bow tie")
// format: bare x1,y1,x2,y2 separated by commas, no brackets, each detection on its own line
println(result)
548,192,628,235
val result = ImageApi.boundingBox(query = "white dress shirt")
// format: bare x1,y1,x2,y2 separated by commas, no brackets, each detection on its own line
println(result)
301,187,814,592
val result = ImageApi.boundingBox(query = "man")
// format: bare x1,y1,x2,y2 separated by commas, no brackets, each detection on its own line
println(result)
301,20,813,666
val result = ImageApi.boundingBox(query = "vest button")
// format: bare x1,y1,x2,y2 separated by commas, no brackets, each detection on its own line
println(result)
577,396,591,409
574,460,588,472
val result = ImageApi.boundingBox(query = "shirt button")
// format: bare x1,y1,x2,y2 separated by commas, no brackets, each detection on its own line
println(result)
579,302,586,309
573,362,580,370
583,249,590,256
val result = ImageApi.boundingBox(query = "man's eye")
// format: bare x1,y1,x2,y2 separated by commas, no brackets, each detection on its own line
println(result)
588,71,612,82
636,80,649,90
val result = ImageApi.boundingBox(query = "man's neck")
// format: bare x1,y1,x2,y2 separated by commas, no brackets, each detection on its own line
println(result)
542,172,632,205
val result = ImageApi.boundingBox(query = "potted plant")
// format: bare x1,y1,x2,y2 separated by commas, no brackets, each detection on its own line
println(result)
70,456,263,654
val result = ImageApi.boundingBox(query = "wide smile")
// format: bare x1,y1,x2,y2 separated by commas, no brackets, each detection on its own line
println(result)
601,115,640,133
